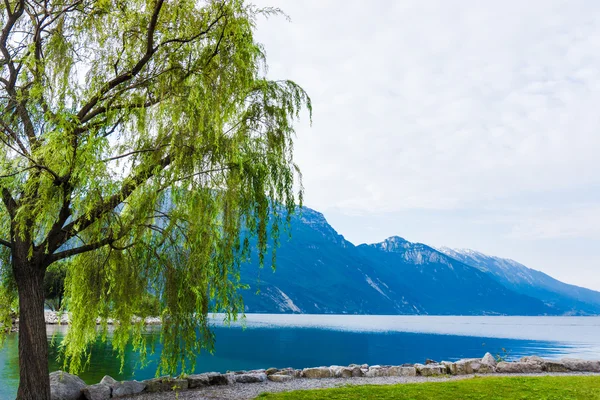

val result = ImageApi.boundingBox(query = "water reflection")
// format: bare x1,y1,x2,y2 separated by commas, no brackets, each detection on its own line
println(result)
0,316,597,399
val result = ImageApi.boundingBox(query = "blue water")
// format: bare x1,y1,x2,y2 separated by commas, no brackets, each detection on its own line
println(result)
1,315,599,399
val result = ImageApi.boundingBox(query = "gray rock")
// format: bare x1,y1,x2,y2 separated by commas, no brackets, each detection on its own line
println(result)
268,374,294,383
561,358,600,372
234,373,268,383
330,366,352,378
496,361,543,373
302,367,333,379
482,352,497,367
142,377,187,392
520,356,544,364
388,366,416,377
543,360,570,372
49,371,86,400
441,361,455,374
276,368,298,376
112,380,146,398
206,372,230,386
248,369,266,374
454,358,493,374
416,364,446,376
99,376,117,387
365,366,389,377
265,368,279,376
187,374,210,389
82,384,111,400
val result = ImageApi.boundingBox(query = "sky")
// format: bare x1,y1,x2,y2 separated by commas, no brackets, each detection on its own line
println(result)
252,0,600,290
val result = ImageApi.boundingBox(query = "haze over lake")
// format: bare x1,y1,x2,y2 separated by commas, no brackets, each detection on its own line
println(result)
2,314,600,398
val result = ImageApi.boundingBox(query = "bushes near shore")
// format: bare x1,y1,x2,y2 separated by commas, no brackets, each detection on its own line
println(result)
256,376,600,399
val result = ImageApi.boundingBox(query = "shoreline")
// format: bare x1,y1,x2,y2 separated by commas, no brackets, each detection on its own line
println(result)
48,353,600,400
43,311,162,326
124,372,600,400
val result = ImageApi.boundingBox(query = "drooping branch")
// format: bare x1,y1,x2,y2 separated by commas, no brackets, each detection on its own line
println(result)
49,154,172,253
75,3,228,127
76,0,165,122
0,237,10,248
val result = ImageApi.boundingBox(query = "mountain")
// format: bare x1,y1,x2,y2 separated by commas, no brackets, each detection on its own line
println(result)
437,248,600,315
238,207,564,315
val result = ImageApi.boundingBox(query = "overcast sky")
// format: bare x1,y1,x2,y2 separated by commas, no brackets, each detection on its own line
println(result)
252,0,600,290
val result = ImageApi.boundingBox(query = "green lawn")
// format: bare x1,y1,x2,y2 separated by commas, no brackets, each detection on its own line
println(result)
256,376,600,399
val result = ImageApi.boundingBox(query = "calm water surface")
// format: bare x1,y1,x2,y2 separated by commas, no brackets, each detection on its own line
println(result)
1,315,599,399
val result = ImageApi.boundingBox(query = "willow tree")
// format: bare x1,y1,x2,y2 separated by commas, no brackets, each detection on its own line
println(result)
0,1,309,398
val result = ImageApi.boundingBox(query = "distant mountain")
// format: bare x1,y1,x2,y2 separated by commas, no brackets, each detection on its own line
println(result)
239,207,571,316
437,248,600,315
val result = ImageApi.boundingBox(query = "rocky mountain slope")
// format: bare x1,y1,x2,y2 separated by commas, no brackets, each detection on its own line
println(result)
238,207,596,315
437,248,600,315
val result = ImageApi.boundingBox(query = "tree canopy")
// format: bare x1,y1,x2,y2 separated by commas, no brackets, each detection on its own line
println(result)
0,0,309,397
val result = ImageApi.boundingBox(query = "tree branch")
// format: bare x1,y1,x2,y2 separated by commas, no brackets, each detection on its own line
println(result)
0,238,11,248
76,0,165,121
49,236,114,262
1,186,17,218
51,154,172,252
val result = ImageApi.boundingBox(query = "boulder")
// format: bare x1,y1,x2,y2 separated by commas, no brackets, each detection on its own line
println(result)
111,380,146,398
482,353,497,368
330,366,353,378
234,373,268,383
142,377,187,392
496,361,543,373
520,356,544,364
302,367,333,379
248,369,267,374
206,373,231,386
441,361,455,374
561,358,600,372
99,376,117,386
454,358,493,374
265,368,279,376
543,360,569,372
388,366,416,377
276,368,298,376
416,364,446,376
365,366,390,377
187,374,210,389
49,371,86,400
454,359,477,375
425,359,438,365
82,384,111,400
268,374,294,383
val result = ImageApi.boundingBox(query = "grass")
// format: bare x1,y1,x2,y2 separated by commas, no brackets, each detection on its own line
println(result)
256,376,600,399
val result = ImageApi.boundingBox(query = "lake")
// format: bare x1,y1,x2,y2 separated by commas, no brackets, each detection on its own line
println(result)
1,314,600,399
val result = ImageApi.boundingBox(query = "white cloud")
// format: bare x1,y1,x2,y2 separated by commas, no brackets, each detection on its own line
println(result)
251,0,600,289
253,0,600,213
508,204,600,240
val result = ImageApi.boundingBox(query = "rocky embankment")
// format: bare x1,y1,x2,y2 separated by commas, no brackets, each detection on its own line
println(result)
44,311,161,326
49,353,600,400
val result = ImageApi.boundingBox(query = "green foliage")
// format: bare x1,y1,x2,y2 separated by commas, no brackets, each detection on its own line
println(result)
257,376,600,399
495,347,511,363
44,263,67,311
0,0,309,377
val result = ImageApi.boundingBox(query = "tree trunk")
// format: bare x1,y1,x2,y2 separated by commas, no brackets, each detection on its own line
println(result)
13,255,50,400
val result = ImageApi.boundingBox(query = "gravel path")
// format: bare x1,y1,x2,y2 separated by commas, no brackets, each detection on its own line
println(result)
124,372,600,400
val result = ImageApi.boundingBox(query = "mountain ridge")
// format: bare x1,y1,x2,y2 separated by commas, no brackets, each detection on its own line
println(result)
238,206,600,316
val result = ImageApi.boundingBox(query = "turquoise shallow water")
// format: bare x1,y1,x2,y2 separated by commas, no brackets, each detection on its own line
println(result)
1,315,599,399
